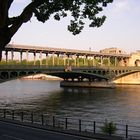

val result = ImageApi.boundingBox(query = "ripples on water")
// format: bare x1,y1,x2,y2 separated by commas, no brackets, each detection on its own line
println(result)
0,79,140,126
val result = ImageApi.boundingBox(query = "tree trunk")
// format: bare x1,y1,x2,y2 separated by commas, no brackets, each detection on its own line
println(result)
0,51,2,61
0,26,12,60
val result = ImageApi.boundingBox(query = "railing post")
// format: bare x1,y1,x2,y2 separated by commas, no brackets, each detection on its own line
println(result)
3,109,6,118
31,112,33,124
109,123,112,136
93,121,96,134
126,125,128,138
53,116,55,127
12,110,14,120
65,118,68,130
21,111,24,122
41,114,44,125
79,119,81,132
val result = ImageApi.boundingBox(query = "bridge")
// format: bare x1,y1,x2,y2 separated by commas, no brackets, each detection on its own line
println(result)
4,44,130,67
1,44,140,85
0,65,140,85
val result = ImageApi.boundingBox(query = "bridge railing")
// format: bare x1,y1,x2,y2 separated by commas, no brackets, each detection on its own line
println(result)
0,64,140,70
0,65,66,70
0,109,140,139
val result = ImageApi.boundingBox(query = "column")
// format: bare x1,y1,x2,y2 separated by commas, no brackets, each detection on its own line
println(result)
108,57,110,66
39,52,42,65
46,53,48,66
87,56,89,66
74,54,76,66
52,52,55,66
11,50,14,61
33,52,36,65
83,55,86,66
92,55,95,66
76,55,79,67
100,56,103,66
63,53,66,66
26,51,29,64
67,55,70,66
20,51,23,63
57,54,59,66
114,57,117,66
5,51,8,62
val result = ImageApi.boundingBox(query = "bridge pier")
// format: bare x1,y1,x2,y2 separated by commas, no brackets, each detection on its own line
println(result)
52,52,55,66
107,57,110,66
20,51,23,62
39,52,42,65
11,50,14,61
26,51,29,64
76,55,79,67
73,55,76,66
63,54,66,66
57,54,59,66
67,55,70,66
5,51,8,62
92,56,95,66
60,80,115,88
83,55,87,66
100,56,103,66
46,53,48,66
33,52,36,65
114,57,117,66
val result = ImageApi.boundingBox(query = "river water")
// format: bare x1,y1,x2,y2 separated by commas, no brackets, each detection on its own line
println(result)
0,79,140,126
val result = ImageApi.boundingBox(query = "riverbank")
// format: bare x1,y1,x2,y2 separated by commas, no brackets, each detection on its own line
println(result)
0,109,134,140
22,74,62,80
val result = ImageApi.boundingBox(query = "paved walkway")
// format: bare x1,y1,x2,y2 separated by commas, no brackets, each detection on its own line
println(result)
0,120,98,140
0,118,128,140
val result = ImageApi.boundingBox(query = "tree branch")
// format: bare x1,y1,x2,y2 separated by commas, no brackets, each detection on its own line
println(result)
0,0,13,27
9,0,43,37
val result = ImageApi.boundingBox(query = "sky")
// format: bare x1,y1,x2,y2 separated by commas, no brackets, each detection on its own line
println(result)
9,0,140,54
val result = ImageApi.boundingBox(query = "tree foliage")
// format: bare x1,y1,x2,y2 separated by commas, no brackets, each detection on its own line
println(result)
101,120,117,135
0,0,113,60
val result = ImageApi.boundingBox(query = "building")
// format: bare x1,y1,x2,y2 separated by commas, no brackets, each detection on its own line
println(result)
100,48,126,54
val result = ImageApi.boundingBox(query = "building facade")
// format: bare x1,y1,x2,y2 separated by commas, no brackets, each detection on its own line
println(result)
100,48,126,54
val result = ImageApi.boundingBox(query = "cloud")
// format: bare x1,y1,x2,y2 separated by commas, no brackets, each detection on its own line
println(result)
114,0,130,12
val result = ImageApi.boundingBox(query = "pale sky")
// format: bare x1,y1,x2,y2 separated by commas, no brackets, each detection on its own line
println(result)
9,0,140,54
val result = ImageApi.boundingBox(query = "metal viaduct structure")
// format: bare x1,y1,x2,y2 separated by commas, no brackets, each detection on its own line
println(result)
4,44,130,67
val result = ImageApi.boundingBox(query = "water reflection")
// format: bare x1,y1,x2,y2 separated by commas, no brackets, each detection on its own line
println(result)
0,80,140,126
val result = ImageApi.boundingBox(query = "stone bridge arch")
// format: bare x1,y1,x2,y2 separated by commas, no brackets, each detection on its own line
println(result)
113,70,140,84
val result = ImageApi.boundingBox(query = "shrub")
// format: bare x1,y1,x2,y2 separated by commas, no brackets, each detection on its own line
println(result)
101,119,117,135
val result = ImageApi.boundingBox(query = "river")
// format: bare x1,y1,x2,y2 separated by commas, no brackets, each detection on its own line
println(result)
0,79,140,126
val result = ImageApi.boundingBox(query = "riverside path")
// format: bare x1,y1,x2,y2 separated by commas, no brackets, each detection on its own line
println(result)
0,120,98,140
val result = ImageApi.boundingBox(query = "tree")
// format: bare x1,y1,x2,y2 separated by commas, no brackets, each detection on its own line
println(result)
0,0,113,60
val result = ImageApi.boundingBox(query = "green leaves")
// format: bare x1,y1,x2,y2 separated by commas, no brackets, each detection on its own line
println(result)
89,16,106,27
68,20,84,35
33,0,113,35
101,119,117,135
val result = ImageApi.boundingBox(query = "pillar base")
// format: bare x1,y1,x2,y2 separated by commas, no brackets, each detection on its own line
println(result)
60,81,115,88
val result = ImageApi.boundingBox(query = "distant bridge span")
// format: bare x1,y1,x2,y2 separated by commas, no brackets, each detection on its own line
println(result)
5,44,130,58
